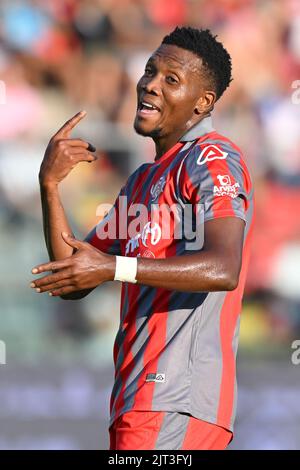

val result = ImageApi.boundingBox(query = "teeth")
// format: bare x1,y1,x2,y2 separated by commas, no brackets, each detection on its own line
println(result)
142,102,156,110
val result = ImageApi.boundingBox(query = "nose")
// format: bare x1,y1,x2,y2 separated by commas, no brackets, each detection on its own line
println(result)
142,75,161,96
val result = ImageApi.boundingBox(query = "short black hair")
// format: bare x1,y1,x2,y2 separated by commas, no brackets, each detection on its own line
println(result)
162,26,233,100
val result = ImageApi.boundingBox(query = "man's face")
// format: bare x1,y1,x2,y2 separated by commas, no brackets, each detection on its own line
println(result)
134,44,207,139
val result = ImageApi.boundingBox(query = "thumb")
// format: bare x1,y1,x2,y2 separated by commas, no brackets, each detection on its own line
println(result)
61,232,85,250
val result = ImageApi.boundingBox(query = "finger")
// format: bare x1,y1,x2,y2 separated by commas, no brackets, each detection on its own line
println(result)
59,139,96,151
65,148,88,155
31,259,70,274
72,153,97,163
67,148,97,158
54,111,87,139
87,142,96,152
58,151,96,164
61,232,87,249
30,269,71,288
49,285,77,297
34,279,73,294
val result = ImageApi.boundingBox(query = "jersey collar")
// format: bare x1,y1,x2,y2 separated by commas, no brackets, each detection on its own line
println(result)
154,115,214,163
180,115,214,142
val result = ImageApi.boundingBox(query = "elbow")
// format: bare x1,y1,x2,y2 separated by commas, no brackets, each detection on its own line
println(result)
60,294,79,300
193,268,240,292
60,288,92,300
215,253,242,291
60,292,83,301
220,268,240,291
223,275,239,291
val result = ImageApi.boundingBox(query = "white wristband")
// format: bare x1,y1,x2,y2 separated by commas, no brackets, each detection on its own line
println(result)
114,256,138,283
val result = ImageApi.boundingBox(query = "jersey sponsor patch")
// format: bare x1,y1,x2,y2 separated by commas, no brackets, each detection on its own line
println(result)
141,222,161,247
146,373,166,383
125,233,140,255
125,221,162,256
213,174,240,198
196,144,228,165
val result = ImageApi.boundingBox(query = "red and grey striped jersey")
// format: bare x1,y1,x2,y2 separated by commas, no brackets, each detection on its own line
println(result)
85,116,254,432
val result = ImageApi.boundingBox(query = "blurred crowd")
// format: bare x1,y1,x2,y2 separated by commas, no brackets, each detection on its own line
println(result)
0,0,300,363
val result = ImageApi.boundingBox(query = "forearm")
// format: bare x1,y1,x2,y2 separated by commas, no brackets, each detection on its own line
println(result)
39,180,74,261
39,183,94,300
134,251,239,292
32,212,244,299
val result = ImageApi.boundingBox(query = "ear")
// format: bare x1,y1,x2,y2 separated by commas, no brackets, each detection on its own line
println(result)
194,90,216,115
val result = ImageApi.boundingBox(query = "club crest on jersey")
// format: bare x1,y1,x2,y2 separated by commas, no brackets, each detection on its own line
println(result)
214,174,240,198
196,145,228,165
150,176,166,201
146,373,165,383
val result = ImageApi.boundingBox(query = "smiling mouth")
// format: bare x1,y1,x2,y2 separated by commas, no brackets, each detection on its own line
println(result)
137,101,160,117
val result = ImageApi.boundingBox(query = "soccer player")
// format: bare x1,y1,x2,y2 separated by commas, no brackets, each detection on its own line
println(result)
31,27,254,450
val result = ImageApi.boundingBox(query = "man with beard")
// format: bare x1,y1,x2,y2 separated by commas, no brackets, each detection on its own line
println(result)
31,27,254,450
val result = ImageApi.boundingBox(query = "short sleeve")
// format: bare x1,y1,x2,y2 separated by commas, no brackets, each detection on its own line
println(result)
178,140,252,223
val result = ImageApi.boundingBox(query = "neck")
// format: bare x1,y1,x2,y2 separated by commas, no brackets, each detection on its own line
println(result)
153,114,210,160
153,130,185,160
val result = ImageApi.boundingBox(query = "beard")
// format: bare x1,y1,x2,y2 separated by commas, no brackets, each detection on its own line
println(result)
133,119,163,139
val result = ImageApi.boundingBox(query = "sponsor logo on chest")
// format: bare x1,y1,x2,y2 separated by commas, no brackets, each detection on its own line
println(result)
125,222,162,256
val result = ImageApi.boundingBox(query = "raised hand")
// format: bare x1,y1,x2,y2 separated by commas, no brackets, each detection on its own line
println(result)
30,232,115,297
39,111,97,187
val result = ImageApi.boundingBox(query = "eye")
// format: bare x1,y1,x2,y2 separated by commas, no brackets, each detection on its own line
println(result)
144,67,154,76
166,75,178,84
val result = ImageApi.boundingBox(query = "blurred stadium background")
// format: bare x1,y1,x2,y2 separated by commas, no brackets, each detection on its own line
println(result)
0,0,300,450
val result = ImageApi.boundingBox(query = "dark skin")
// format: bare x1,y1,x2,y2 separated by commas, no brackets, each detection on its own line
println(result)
31,44,245,298
134,44,216,158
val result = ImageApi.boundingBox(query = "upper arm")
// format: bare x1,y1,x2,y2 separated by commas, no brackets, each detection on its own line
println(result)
204,217,245,281
179,139,250,282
